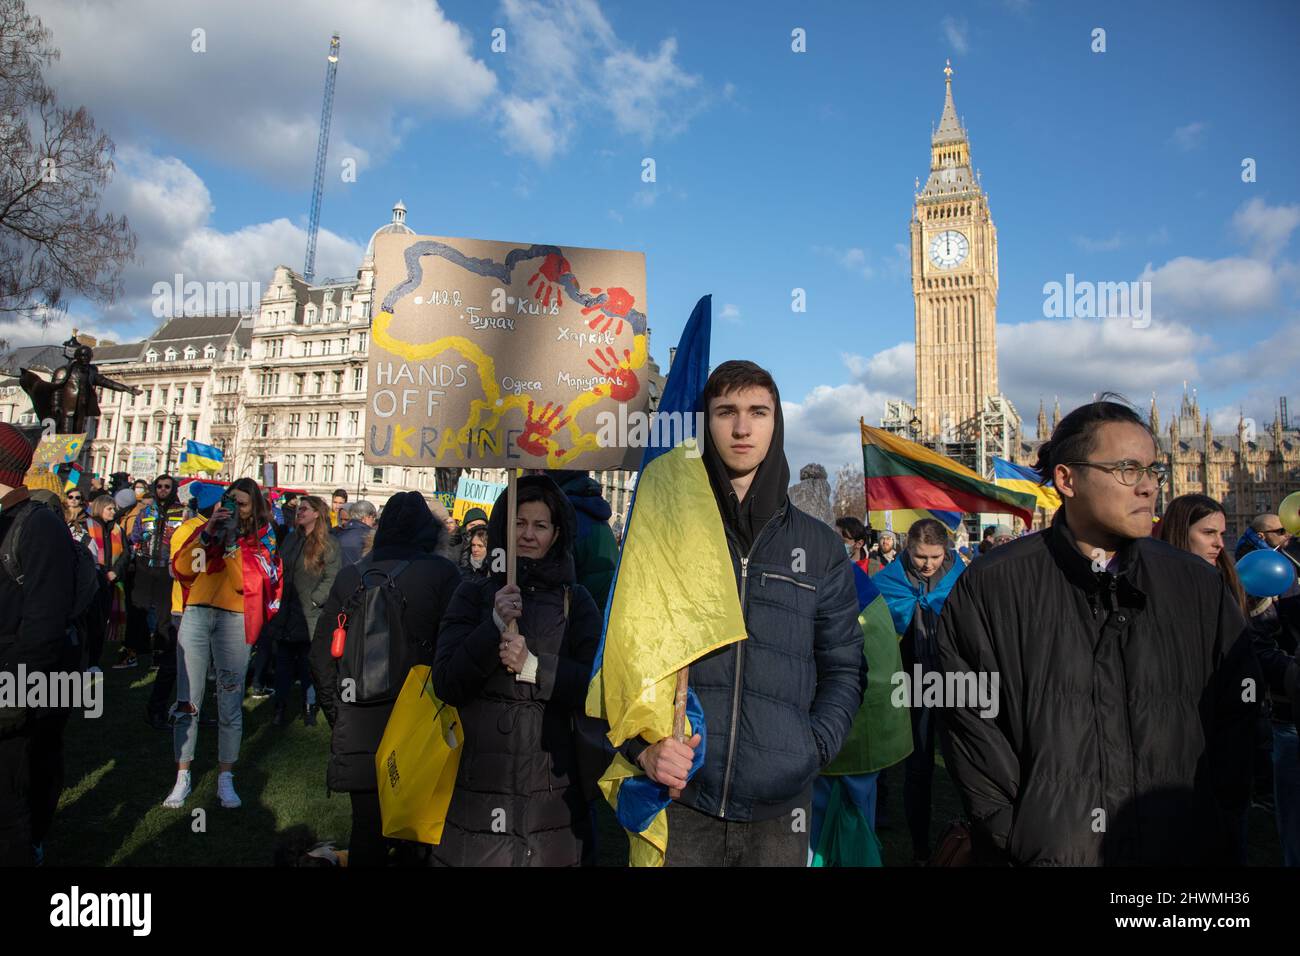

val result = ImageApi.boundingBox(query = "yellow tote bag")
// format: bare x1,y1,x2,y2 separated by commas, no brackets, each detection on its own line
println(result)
374,664,463,845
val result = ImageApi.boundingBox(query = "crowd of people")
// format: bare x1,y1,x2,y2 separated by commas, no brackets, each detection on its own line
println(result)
0,366,1297,869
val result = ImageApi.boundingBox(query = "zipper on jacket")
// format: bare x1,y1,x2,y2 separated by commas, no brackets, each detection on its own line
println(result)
760,571,817,592
717,508,785,819
719,554,750,818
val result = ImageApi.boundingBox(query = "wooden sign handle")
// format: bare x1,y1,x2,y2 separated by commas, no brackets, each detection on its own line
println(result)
668,666,689,798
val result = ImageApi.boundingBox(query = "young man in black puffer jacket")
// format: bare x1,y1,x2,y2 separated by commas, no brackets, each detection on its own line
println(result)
309,492,461,867
627,361,865,866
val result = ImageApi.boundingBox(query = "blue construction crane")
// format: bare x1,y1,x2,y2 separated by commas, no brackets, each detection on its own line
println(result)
303,33,340,283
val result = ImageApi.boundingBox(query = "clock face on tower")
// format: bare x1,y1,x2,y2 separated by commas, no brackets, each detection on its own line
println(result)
928,229,969,269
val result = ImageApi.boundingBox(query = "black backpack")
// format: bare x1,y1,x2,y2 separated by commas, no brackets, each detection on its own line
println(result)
336,557,425,704
0,499,100,621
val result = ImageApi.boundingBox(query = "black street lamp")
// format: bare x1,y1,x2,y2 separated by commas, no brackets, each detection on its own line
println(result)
153,408,181,476
908,415,922,442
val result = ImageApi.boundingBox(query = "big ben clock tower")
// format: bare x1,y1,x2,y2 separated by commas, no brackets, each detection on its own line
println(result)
911,60,1001,439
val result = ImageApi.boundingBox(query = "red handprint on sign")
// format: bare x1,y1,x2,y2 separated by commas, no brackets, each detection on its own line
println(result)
527,254,571,309
581,286,637,336
587,347,640,402
518,400,572,457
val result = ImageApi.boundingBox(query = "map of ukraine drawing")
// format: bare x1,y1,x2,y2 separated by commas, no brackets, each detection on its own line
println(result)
369,235,649,468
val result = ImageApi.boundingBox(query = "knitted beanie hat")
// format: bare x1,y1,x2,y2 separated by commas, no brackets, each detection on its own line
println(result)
0,423,35,487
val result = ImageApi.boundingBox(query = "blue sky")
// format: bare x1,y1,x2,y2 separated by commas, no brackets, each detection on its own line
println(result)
12,0,1300,471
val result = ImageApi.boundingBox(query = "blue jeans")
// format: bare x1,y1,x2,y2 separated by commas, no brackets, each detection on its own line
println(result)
1273,721,1300,866
174,606,250,765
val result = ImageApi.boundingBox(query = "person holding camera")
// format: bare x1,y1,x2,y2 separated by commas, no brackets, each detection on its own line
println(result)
163,478,282,810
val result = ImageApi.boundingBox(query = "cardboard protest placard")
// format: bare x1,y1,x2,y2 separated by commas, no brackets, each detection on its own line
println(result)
130,447,158,477
452,475,506,523
366,234,650,470
32,433,86,471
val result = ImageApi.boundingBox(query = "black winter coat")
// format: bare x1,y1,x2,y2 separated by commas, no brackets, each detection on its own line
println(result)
431,574,601,867
309,545,462,793
937,511,1261,866
657,502,864,822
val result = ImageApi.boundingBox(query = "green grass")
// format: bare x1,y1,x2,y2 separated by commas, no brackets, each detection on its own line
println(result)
50,643,1287,866
52,643,349,866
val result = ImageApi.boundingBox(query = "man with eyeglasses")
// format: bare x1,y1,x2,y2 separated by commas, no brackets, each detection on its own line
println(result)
938,395,1260,865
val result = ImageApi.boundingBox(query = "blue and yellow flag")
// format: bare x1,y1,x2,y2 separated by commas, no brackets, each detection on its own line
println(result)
584,294,747,867
991,456,1061,511
179,440,224,475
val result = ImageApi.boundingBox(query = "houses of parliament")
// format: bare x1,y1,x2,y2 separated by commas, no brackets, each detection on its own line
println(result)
883,62,1300,536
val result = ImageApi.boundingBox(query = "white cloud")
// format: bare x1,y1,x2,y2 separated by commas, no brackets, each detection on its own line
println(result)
1172,121,1208,151
1233,197,1300,260
31,0,498,184
783,381,890,477
843,342,915,396
719,303,741,324
91,148,364,331
1139,255,1281,320
0,307,121,351
813,245,874,280
941,16,970,54
998,317,1205,425
1207,320,1300,383
497,0,708,163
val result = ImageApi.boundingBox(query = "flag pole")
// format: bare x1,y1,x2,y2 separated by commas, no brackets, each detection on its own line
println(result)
505,468,519,636
668,667,689,798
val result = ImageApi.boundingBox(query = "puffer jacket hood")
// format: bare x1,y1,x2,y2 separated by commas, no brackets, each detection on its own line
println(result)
554,471,613,522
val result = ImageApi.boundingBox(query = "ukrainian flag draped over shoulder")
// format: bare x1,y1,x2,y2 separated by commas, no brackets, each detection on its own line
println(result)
872,551,965,638
584,294,747,867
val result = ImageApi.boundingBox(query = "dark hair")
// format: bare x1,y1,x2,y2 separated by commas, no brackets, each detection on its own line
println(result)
1034,393,1153,482
1154,494,1248,612
229,477,271,535
835,516,868,543
702,360,779,407
332,488,348,502
906,518,951,548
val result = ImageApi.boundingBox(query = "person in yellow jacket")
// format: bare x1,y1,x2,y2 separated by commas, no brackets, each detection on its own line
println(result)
162,478,282,811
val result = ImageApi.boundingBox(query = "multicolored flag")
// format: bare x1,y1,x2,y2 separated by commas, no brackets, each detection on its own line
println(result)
991,456,1061,511
861,422,1037,526
584,294,747,867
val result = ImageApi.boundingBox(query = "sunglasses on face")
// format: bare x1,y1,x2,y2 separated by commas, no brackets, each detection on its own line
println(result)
67,495,83,502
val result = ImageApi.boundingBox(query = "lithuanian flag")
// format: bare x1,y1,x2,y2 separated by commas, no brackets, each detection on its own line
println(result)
585,295,747,867
861,422,1036,526
992,456,1061,512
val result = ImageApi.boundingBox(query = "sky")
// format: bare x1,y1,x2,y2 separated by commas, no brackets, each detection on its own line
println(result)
7,0,1300,476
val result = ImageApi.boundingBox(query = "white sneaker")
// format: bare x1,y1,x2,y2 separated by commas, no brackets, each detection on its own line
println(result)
217,771,241,809
162,770,191,809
